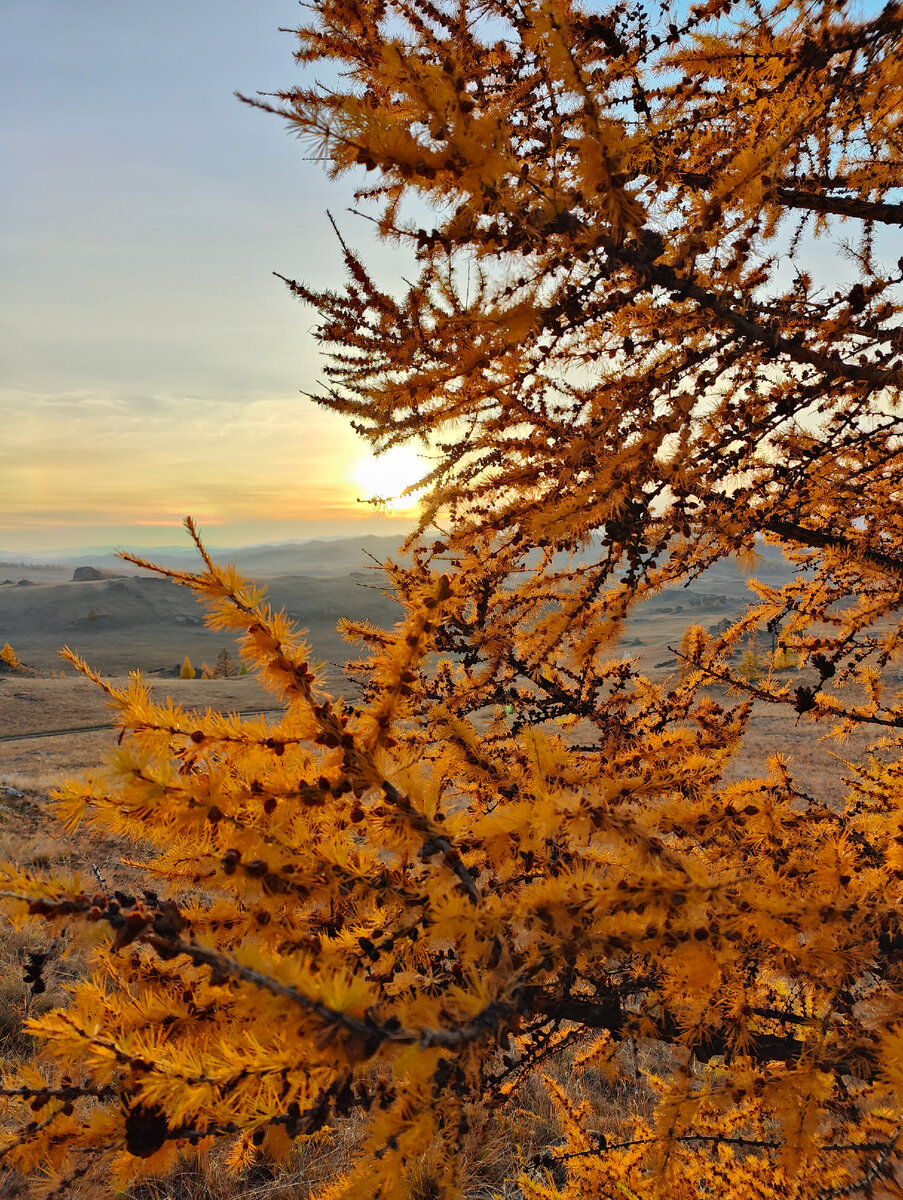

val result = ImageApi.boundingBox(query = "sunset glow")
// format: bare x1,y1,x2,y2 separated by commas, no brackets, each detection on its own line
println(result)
352,446,428,511
2,0,420,555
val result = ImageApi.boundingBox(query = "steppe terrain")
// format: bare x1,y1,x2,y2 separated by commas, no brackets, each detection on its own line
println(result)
0,535,885,806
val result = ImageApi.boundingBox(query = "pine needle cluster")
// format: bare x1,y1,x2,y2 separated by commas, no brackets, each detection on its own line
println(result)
4,0,903,1196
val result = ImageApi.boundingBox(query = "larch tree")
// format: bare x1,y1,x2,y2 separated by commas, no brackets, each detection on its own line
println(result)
3,1,903,1197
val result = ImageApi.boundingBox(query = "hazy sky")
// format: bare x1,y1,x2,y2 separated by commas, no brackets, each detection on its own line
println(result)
1,0,423,553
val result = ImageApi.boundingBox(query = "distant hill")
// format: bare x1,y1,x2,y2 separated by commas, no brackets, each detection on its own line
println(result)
0,527,802,680
0,535,414,579
0,532,798,589
0,569,402,676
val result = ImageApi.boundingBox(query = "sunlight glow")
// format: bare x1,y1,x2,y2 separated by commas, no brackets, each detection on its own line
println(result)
352,445,427,511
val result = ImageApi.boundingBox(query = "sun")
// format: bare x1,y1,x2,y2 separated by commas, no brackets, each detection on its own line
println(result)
352,445,427,510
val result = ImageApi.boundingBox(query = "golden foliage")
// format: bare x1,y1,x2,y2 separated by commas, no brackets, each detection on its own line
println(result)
5,1,903,1196
0,642,21,671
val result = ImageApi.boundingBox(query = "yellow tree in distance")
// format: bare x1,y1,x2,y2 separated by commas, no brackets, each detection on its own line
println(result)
3,1,903,1196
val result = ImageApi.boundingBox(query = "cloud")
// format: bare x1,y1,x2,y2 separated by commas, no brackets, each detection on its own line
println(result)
0,386,381,535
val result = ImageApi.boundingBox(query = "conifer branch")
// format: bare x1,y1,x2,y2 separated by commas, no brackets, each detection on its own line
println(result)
6,2,903,1193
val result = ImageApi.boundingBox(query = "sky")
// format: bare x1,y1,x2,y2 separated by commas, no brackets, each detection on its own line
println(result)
1,0,425,553
3,3,889,557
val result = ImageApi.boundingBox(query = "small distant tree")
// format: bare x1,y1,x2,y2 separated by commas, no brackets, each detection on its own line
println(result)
197,649,238,679
0,642,20,671
772,648,800,673
214,647,237,679
737,647,764,683
179,655,196,680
